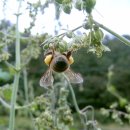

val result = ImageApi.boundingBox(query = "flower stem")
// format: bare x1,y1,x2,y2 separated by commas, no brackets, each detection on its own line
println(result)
9,1,22,129
9,73,20,130
0,96,35,109
93,20,130,46
23,68,32,118
64,74,80,112
63,74,87,130
23,68,29,105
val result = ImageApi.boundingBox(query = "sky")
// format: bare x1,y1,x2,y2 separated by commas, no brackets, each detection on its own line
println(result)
0,0,130,36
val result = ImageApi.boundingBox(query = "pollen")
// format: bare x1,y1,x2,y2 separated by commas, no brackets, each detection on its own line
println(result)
68,56,74,65
44,54,53,65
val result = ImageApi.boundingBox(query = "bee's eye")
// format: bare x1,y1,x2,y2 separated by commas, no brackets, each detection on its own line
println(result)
62,52,67,56
44,54,53,66
68,56,74,65
44,50,53,56
67,51,71,57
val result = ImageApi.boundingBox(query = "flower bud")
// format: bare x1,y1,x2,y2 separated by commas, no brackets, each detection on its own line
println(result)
66,31,73,38
83,0,96,14
55,0,64,4
43,44,49,50
63,4,72,14
82,22,91,30
94,28,104,42
75,0,82,11
63,0,72,4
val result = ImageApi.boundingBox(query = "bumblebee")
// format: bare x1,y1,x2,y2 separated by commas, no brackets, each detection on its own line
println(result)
39,49,83,87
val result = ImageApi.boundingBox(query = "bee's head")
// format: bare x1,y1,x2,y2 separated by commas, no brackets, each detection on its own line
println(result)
44,49,74,72
50,54,69,72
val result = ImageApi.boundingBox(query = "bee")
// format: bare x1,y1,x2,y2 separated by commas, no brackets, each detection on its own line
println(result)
39,49,83,88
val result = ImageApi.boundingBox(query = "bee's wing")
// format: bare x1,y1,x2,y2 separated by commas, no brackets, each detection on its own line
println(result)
39,69,54,88
64,69,83,84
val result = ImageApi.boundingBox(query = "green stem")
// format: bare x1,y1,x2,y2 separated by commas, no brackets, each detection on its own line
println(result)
57,25,83,37
63,74,87,130
50,86,58,126
9,1,22,130
9,73,20,130
81,105,95,121
23,68,29,105
0,30,30,40
0,97,35,110
107,67,122,100
4,61,16,71
23,68,31,117
40,25,83,47
93,20,130,46
64,74,80,113
15,16,21,69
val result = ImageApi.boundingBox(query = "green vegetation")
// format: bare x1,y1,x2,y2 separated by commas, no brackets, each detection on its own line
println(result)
0,0,130,130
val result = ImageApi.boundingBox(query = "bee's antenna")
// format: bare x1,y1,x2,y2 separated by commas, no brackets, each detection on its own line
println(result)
66,51,72,58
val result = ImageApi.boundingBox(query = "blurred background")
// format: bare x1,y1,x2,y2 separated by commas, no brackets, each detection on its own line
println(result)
0,0,130,130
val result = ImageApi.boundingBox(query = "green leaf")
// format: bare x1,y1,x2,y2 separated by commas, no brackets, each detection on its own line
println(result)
75,0,83,11
55,0,64,4
125,104,130,113
110,102,118,109
100,108,110,117
107,85,116,93
0,84,12,101
119,98,127,107
112,111,118,119
101,44,111,52
0,69,12,81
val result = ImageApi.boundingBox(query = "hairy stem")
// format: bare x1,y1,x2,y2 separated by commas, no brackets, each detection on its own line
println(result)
63,74,87,130
50,86,58,126
0,97,35,110
40,25,83,47
23,68,29,105
9,73,20,130
9,1,22,130
63,75,80,112
93,20,130,46
23,68,33,119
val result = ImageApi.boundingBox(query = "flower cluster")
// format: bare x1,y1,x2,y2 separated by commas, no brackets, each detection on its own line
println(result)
33,85,73,130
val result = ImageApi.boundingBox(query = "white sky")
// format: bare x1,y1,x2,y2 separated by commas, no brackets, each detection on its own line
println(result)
0,0,130,35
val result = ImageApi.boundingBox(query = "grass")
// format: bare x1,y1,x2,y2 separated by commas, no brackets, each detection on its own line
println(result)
101,124,130,130
0,116,130,130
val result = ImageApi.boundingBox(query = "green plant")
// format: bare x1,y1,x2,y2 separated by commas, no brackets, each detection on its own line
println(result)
101,65,130,124
0,0,130,130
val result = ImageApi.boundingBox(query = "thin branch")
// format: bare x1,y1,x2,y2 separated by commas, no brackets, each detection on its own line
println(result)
106,108,129,117
40,25,83,47
0,97,35,110
57,25,83,37
81,105,95,121
93,20,130,46
63,74,87,130
63,74,80,113
0,30,30,40
0,97,11,108
4,61,17,71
